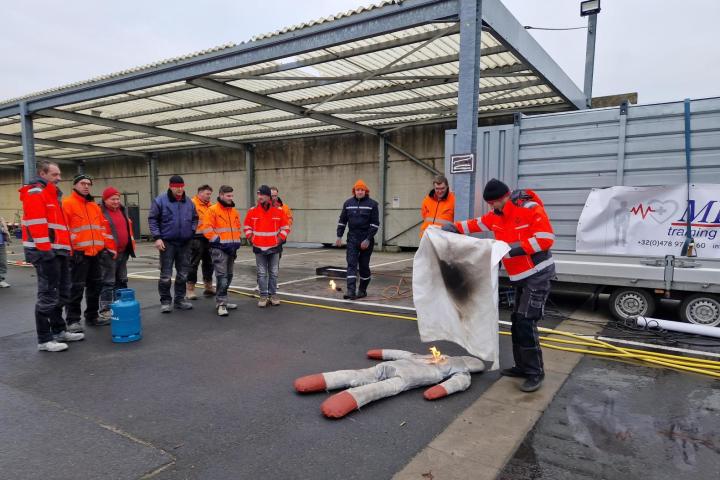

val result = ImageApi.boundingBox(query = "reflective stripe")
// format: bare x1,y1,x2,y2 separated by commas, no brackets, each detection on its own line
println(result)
370,224,379,228
529,237,542,253
197,228,213,234
253,231,279,237
535,232,555,240
214,228,233,233
514,224,530,230
338,223,345,226
51,244,71,250
23,241,37,247
359,206,372,210
476,219,489,232
108,249,117,255
345,206,358,209
75,240,105,247
280,226,290,231
219,239,241,244
508,258,555,282
346,275,357,279
71,224,104,233
48,223,67,231
279,231,289,237
32,237,50,243
359,276,371,280
28,187,43,194
345,206,373,210
522,202,539,209
22,218,47,226
460,220,469,233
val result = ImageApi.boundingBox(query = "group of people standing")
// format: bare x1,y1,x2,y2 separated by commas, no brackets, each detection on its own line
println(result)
19,161,555,393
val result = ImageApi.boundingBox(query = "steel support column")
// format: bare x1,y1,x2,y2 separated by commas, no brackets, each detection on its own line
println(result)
454,0,483,221
148,154,159,201
584,13,598,107
378,136,388,249
245,144,255,210
77,161,85,175
19,102,36,183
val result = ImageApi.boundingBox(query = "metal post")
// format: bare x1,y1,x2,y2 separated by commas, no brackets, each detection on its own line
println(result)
583,13,598,108
615,101,628,185
245,144,255,210
148,154,159,200
19,102,36,183
77,161,85,175
454,0,483,221
378,136,388,249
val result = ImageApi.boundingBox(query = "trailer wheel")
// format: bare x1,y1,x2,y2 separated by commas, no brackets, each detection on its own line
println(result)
679,294,720,327
608,288,656,321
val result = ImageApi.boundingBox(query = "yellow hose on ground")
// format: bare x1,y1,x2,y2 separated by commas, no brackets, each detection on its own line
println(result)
229,288,720,379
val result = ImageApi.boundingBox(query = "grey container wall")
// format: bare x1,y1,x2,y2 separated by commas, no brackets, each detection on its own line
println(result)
445,97,720,251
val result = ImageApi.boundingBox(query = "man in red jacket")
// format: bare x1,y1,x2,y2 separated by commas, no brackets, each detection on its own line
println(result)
443,179,555,392
19,161,85,352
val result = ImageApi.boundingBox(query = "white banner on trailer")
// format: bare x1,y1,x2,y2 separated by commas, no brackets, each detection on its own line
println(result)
576,184,720,258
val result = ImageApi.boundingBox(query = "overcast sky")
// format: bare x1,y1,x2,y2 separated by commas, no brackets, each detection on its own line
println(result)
1,0,719,105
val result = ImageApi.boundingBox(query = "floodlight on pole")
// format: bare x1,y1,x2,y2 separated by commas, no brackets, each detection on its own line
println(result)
581,0,600,107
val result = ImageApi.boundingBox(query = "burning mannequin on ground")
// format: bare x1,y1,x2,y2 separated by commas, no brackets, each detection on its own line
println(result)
294,348,485,418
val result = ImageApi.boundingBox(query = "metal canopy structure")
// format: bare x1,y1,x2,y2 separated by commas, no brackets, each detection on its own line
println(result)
0,0,583,174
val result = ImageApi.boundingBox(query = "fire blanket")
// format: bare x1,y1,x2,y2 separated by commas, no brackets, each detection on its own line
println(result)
412,228,509,370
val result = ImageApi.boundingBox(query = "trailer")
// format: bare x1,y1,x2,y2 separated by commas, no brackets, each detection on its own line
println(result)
446,97,720,326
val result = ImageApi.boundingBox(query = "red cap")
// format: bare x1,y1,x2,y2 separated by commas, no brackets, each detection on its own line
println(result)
102,187,121,201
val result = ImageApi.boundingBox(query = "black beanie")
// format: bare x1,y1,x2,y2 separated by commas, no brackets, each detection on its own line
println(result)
257,185,272,196
482,178,510,201
72,174,93,185
169,175,184,185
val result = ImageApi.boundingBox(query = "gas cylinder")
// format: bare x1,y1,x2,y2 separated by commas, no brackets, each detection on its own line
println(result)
111,288,142,343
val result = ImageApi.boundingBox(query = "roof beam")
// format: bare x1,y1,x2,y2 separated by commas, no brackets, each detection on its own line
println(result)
0,152,78,165
0,0,459,118
0,133,149,158
188,78,379,136
35,109,246,150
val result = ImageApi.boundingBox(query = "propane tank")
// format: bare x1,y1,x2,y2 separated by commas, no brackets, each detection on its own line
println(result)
111,288,142,343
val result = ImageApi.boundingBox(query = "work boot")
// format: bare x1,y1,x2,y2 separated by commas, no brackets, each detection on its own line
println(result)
358,278,370,298
500,367,527,378
53,331,85,342
160,304,172,314
217,305,229,317
343,290,357,300
519,375,544,393
66,322,84,333
98,309,113,323
38,340,68,352
186,284,198,300
226,303,238,310
257,297,268,308
356,290,367,299
270,295,281,306
87,316,111,327
174,300,194,310
203,281,216,297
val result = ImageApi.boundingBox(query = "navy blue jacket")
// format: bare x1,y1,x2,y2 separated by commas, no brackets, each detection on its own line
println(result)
336,195,380,242
148,190,198,243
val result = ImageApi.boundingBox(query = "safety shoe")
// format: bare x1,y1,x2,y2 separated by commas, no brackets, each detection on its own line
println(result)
38,340,68,352
66,322,84,333
226,303,238,310
270,295,281,306
519,375,544,393
217,305,229,317
174,300,194,310
500,367,527,378
0,280,10,288
186,285,198,300
257,297,268,308
54,331,85,342
87,316,111,327
98,310,113,322
356,290,367,299
161,304,172,313
203,282,216,297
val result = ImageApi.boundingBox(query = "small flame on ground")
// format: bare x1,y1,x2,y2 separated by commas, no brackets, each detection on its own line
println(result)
329,280,336,290
430,346,442,363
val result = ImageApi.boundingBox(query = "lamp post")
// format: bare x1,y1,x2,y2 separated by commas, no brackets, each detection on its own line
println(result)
581,0,601,108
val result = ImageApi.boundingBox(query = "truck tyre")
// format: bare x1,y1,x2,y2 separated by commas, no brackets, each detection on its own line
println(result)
608,288,656,321
679,293,720,327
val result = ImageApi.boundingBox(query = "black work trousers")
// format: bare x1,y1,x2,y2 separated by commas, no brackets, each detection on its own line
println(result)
510,264,555,377
346,235,374,294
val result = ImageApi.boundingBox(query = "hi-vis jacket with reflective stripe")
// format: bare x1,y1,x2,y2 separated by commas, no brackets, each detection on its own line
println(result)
243,204,290,251
192,195,213,236
200,201,243,253
420,189,455,237
454,190,555,282
18,179,71,253
63,190,113,256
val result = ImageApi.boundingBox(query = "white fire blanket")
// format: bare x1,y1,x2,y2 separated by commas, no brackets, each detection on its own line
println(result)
576,184,720,258
413,228,510,370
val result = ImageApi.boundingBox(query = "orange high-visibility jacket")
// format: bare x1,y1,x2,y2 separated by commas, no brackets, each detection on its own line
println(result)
192,195,213,236
200,202,243,250
63,190,113,256
243,204,290,251
420,190,455,237
18,180,72,252
454,190,555,282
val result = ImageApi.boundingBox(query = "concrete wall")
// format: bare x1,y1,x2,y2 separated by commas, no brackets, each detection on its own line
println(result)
0,123,450,247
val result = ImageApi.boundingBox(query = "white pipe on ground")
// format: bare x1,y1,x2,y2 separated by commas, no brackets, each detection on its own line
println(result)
636,317,720,339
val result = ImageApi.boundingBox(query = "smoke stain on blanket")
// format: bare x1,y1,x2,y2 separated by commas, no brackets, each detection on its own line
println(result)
438,259,473,308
